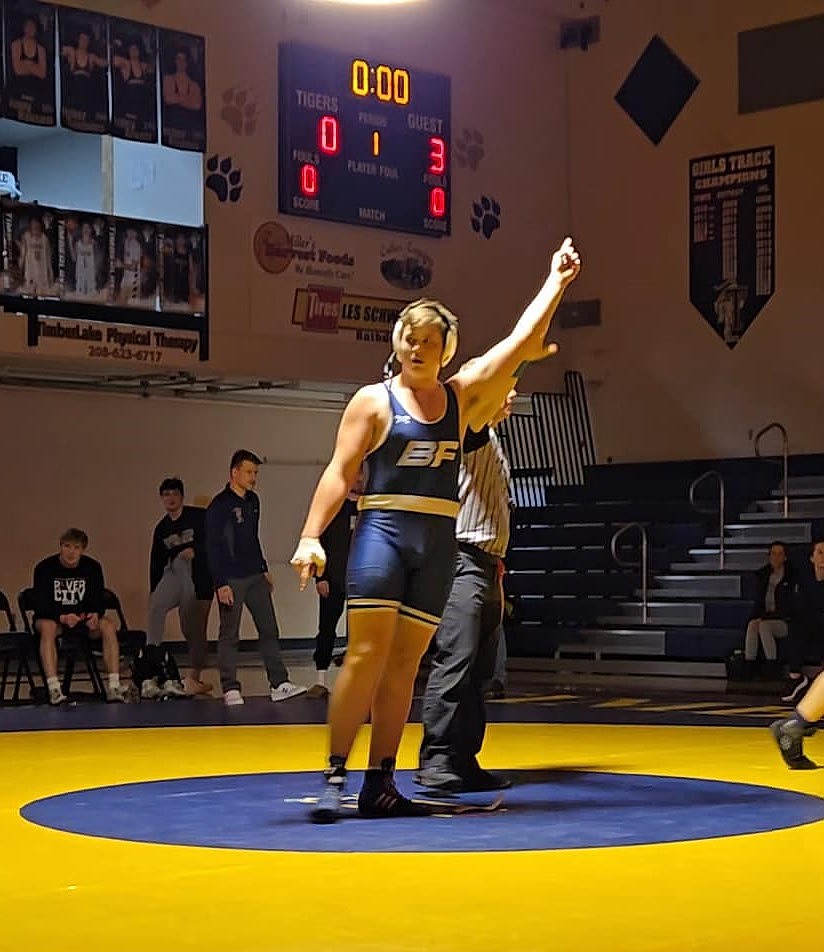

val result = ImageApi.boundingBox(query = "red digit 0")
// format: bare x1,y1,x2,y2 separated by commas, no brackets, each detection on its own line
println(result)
300,164,318,197
318,115,340,155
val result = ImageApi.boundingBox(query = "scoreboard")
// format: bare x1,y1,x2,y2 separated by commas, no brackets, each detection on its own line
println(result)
278,42,451,237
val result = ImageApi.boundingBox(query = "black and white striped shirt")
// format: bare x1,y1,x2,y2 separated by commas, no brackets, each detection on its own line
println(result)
456,425,511,557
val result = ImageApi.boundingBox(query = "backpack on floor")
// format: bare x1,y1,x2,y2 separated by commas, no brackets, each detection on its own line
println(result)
131,644,182,688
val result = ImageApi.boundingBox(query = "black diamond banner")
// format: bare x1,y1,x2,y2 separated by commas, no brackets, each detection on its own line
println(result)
615,35,699,145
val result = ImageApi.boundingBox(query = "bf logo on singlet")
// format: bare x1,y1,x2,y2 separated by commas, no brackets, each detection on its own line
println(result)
396,440,460,468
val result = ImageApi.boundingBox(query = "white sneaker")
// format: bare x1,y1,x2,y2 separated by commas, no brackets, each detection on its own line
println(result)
141,676,163,700
48,685,67,706
270,681,308,702
224,689,245,706
105,683,128,703
161,679,188,699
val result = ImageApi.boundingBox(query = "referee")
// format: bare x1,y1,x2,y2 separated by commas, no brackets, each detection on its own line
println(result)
417,387,516,793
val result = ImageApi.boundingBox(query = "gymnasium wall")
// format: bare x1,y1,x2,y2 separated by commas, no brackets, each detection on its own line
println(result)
0,0,572,643
0,385,341,640
558,0,824,461
0,0,571,391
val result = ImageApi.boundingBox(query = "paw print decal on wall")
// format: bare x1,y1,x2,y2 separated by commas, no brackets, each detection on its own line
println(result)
220,87,259,136
471,196,501,239
205,155,243,203
455,129,485,171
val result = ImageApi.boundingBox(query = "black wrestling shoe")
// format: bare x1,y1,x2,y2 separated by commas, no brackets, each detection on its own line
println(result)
358,759,433,818
310,762,347,824
770,718,817,770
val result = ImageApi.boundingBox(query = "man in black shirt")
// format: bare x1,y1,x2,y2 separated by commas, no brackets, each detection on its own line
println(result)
771,539,824,767
308,469,364,698
33,528,126,705
206,449,306,706
147,477,213,697
780,540,824,703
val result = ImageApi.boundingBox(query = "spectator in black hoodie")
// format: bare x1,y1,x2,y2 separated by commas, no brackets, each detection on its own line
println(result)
32,528,126,705
742,541,794,677
147,477,213,697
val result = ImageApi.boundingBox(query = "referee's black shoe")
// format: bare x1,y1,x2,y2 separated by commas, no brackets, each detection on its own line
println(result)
460,767,511,792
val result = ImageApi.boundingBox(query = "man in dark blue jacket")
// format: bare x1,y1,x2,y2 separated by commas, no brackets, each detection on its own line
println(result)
206,449,305,706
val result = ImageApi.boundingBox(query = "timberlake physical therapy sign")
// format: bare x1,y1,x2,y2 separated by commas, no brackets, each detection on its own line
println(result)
34,316,201,364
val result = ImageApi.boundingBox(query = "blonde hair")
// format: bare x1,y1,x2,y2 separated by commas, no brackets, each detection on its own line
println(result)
397,299,458,339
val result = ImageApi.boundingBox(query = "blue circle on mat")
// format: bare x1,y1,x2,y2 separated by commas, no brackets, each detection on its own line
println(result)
20,769,824,853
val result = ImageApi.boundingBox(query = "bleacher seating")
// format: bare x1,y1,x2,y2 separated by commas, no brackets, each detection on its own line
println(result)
503,453,824,678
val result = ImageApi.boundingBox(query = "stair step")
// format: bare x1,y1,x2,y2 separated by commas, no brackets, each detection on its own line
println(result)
669,561,756,573
639,588,738,600
598,616,704,628
772,487,824,498
753,498,824,516
690,546,765,564
706,531,810,546
599,600,705,625
779,476,824,491
555,628,666,657
708,522,812,543
651,574,742,596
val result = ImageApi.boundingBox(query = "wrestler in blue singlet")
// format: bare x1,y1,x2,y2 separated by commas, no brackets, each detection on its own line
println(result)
346,380,461,625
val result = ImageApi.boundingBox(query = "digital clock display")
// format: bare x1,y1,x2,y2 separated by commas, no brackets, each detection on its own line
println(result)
278,42,451,237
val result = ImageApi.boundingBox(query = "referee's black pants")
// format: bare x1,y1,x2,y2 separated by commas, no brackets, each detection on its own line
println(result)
419,544,502,774
314,580,346,670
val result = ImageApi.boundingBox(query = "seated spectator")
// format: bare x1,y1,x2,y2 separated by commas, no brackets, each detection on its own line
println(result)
33,528,126,705
781,539,824,703
742,541,794,678
147,477,213,698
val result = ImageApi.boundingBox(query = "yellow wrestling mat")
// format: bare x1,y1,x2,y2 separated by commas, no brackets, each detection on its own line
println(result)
1,722,823,952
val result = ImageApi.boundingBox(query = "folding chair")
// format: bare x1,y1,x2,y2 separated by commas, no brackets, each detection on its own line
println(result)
103,588,147,661
0,589,36,705
17,587,106,701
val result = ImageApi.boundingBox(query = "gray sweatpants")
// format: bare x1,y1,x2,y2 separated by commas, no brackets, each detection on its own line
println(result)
148,556,211,673
217,573,289,693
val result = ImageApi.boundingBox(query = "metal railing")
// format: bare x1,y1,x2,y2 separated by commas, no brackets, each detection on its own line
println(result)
610,522,649,623
689,470,726,569
498,371,596,501
754,422,789,518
